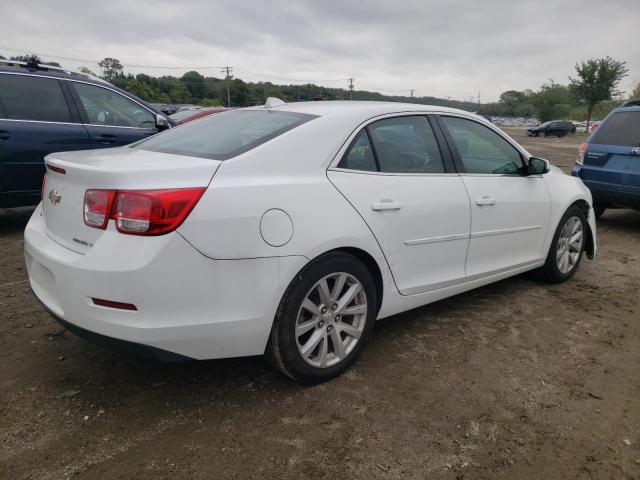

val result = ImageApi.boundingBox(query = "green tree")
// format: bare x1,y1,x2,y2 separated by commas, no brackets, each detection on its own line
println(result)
532,81,572,122
79,66,97,76
230,78,250,106
97,57,124,82
569,57,628,129
630,79,640,101
181,71,206,100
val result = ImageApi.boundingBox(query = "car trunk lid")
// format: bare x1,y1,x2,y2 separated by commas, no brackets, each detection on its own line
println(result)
42,147,220,254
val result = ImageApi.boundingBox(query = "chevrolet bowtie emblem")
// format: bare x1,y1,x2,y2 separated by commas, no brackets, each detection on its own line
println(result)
48,189,62,205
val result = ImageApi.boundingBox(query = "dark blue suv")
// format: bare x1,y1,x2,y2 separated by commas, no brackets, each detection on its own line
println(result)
572,104,640,218
0,62,174,208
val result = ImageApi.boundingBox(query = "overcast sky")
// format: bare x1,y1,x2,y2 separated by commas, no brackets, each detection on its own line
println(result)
3,0,639,102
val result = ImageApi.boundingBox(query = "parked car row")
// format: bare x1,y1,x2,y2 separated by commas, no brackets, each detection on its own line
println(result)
0,61,174,208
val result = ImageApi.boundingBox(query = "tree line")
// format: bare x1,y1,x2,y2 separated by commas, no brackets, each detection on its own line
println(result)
2,53,638,126
480,57,636,124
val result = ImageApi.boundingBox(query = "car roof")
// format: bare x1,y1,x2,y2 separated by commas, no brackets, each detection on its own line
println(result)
243,100,477,119
0,65,111,86
613,105,640,113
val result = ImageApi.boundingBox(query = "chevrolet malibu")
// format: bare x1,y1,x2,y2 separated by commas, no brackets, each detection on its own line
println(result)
25,100,597,384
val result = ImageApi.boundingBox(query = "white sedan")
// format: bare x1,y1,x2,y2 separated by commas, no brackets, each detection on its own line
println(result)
25,100,596,384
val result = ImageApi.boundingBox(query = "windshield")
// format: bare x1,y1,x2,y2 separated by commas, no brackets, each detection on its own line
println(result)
590,111,640,147
137,110,317,160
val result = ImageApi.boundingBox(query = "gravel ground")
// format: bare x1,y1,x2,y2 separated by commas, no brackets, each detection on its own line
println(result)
1,130,639,479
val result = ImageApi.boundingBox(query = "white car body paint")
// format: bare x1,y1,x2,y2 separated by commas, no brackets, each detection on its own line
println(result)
24,101,596,360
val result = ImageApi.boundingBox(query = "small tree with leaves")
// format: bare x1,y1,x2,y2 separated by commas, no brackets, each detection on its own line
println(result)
569,57,628,129
630,79,640,101
97,57,124,82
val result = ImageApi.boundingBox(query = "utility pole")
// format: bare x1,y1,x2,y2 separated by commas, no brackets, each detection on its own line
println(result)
348,77,354,100
298,85,301,102
221,66,233,107
477,90,481,109
410,89,415,102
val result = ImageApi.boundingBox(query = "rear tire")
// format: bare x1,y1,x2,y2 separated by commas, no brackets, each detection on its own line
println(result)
540,205,587,283
266,252,377,385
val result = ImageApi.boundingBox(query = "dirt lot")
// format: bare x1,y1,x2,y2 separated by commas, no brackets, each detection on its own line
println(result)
1,130,639,479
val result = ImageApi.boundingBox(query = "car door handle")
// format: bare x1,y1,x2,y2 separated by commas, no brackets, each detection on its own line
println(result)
371,200,402,211
94,134,117,145
0,131,9,141
476,196,496,206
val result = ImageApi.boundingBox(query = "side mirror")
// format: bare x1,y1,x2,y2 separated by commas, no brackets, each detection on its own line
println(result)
155,114,171,131
527,157,550,175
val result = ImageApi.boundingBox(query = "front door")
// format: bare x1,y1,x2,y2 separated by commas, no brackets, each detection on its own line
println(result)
328,115,471,295
68,81,158,148
437,115,551,277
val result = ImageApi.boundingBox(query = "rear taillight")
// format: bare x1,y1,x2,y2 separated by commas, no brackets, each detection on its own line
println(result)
84,190,116,229
41,174,46,201
576,143,587,165
83,187,205,235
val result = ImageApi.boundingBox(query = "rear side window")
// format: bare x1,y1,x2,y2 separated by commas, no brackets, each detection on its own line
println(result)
591,111,640,147
339,130,377,171
137,110,317,160
338,116,445,174
0,74,72,123
369,116,445,173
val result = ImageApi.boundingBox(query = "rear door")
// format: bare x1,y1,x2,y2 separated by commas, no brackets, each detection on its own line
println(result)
68,81,158,148
328,115,471,295
0,73,91,206
436,115,551,277
581,109,640,196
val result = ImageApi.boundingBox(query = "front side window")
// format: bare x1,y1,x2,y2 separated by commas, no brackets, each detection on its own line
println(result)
441,116,523,174
591,111,640,147
0,74,72,123
72,82,155,129
137,110,317,160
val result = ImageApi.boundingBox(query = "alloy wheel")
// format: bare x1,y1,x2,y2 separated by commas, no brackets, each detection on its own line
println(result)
295,272,367,368
556,216,583,274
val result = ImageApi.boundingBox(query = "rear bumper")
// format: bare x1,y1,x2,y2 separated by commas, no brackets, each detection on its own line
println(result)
572,167,640,209
24,205,308,359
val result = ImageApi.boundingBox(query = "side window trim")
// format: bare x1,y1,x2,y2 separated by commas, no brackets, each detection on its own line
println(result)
435,114,527,175
363,126,381,171
68,80,157,130
426,114,457,173
59,80,84,124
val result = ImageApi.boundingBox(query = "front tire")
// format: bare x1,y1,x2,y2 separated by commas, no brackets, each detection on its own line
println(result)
266,252,377,385
541,205,587,283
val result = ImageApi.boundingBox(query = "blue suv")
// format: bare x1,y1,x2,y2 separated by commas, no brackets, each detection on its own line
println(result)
572,103,640,218
0,61,174,208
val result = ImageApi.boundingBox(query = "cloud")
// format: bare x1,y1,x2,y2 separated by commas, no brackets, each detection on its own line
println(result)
3,0,639,101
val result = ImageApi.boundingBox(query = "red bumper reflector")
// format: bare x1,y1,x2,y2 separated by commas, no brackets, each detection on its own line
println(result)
46,164,66,174
92,298,138,311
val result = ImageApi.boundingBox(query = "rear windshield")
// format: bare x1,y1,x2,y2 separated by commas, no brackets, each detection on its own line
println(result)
137,110,317,160
591,111,640,147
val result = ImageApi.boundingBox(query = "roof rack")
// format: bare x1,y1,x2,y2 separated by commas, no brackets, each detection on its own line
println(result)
0,59,107,84
621,99,640,108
